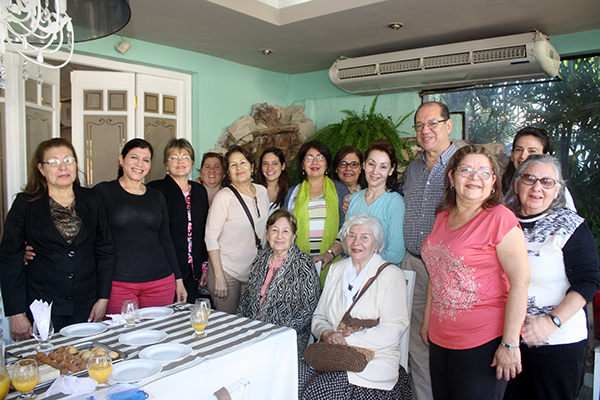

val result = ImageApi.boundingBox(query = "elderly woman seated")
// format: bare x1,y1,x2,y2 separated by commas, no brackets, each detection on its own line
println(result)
298,213,412,400
237,209,321,357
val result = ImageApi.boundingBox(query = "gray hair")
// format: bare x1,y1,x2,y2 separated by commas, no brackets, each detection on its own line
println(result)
505,154,566,214
340,213,385,254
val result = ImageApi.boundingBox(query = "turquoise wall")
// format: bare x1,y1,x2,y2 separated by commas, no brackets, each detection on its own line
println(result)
74,29,600,161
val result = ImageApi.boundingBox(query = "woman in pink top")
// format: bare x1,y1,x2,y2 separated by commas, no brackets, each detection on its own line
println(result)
421,144,530,400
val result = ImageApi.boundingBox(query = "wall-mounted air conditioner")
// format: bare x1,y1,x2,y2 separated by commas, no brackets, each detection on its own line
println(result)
329,30,560,95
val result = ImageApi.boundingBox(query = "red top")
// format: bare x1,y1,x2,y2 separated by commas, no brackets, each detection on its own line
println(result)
422,205,519,349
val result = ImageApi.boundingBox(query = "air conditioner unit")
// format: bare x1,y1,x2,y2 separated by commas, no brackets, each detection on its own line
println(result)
329,31,560,95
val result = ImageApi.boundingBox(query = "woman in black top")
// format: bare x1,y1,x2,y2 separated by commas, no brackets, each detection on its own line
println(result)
95,139,187,314
0,138,115,339
148,138,209,303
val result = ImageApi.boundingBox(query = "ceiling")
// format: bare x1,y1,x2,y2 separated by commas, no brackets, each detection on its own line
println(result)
116,0,600,75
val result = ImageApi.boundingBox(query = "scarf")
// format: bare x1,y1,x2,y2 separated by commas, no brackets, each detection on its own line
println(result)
294,176,340,287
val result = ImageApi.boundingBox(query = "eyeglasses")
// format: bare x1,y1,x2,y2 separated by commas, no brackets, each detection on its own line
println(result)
456,166,494,180
304,154,326,163
253,196,261,218
168,156,192,163
41,157,76,167
413,119,449,132
338,161,360,169
519,174,557,189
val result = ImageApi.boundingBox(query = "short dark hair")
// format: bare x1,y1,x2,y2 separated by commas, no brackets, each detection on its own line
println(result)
296,140,333,181
333,146,367,189
224,146,254,180
365,140,400,192
436,144,502,214
118,138,153,178
266,208,298,236
414,101,450,124
163,138,195,164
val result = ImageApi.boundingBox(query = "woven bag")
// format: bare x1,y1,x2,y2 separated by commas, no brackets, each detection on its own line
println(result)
303,342,374,372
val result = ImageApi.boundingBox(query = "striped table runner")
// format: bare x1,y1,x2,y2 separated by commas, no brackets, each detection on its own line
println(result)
6,308,288,399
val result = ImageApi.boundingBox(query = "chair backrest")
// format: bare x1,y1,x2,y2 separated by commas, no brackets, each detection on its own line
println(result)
399,269,416,371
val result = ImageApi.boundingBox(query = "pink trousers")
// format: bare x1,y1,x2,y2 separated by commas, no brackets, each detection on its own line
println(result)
106,274,176,315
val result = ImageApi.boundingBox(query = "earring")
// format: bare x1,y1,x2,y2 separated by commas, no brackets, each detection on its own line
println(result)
515,189,518,194
450,185,454,190
491,188,496,194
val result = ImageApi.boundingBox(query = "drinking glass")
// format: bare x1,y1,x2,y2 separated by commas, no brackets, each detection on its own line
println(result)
194,298,211,316
190,308,209,338
121,300,138,328
32,320,54,351
87,351,113,389
11,359,39,399
0,361,9,400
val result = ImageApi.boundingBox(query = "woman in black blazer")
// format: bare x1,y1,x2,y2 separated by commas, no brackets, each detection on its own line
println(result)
148,138,209,303
0,138,115,340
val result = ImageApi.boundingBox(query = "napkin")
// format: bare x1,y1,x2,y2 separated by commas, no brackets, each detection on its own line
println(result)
103,314,126,325
29,299,52,341
44,375,97,396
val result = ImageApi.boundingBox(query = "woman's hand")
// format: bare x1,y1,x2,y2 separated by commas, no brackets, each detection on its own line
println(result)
313,252,333,266
175,279,188,303
320,329,350,346
199,270,208,287
23,243,35,265
522,315,557,346
491,345,522,381
342,194,351,214
87,299,109,322
214,273,228,300
10,314,32,341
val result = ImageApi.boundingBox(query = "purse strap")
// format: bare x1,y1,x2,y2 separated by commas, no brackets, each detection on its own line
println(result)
346,262,393,315
227,185,262,250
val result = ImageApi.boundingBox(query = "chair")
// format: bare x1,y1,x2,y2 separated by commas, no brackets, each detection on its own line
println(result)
399,269,416,372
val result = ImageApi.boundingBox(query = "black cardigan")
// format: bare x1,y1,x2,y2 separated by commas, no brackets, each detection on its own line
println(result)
147,175,209,280
0,185,115,317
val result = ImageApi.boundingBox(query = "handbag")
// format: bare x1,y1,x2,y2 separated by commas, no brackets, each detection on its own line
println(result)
227,185,262,250
303,262,393,372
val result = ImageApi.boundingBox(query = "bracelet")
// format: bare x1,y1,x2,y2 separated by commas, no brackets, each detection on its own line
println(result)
501,341,519,350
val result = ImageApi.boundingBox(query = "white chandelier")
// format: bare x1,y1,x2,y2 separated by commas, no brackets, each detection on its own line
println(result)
0,0,74,88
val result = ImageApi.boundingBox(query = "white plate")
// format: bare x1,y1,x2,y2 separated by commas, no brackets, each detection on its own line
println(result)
108,359,162,383
138,343,193,362
59,322,108,338
118,330,168,346
138,307,174,319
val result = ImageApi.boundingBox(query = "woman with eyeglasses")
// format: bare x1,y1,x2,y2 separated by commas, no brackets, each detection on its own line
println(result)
503,154,600,400
205,146,269,313
333,146,367,194
421,144,530,400
255,147,290,214
148,138,209,304
95,139,188,314
501,126,576,211
0,138,115,339
195,152,225,206
320,140,406,265
284,140,350,287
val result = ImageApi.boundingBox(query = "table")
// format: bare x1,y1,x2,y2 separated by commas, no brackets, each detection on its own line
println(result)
5,308,298,399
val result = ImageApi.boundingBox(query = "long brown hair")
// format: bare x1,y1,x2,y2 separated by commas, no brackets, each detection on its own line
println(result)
255,147,290,210
436,144,502,214
24,138,81,201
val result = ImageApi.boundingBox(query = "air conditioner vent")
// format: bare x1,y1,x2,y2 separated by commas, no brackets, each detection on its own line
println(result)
473,45,527,64
379,59,421,75
338,64,377,79
423,52,470,69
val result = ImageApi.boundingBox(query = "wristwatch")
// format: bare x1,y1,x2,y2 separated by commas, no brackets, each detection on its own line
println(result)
326,249,335,259
549,313,562,328
501,341,519,350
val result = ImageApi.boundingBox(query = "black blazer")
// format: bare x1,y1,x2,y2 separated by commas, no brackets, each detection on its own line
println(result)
147,175,209,280
0,185,115,317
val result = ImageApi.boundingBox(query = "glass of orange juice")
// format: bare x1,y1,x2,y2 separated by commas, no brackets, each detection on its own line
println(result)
0,368,10,400
87,351,113,389
190,307,209,338
194,299,211,316
10,359,39,399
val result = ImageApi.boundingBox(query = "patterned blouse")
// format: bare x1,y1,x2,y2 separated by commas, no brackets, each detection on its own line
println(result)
49,197,81,244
